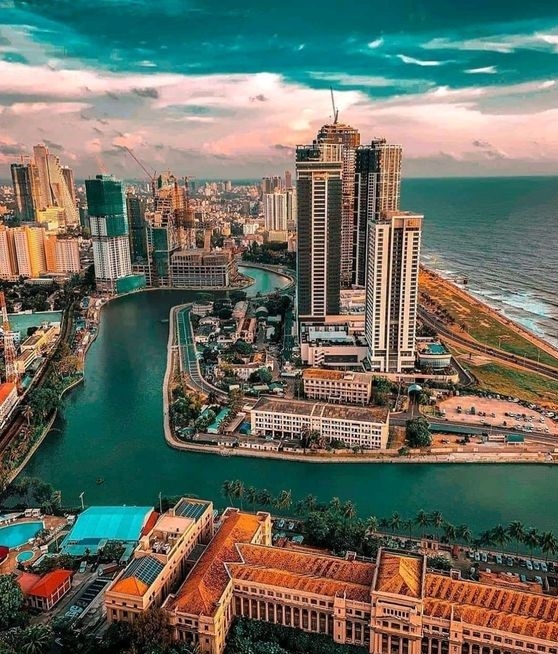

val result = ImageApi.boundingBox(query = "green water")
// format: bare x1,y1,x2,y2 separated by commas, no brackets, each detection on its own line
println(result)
22,268,558,533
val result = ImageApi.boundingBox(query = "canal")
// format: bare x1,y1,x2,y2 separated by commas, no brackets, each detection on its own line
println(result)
22,267,558,533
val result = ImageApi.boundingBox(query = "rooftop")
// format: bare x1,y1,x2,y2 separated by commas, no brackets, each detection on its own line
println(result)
111,555,165,597
375,551,423,598
0,382,16,404
252,397,389,424
20,569,72,598
303,369,372,384
169,510,265,617
154,514,194,536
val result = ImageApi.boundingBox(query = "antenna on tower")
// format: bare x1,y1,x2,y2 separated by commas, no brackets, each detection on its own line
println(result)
330,87,339,124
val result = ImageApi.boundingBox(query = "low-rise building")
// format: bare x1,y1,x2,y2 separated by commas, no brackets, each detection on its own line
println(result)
218,353,273,382
417,341,452,370
302,369,373,404
250,397,389,449
0,382,18,425
15,348,37,374
158,508,558,654
20,323,60,355
171,250,237,288
105,498,214,622
237,317,257,344
18,569,73,611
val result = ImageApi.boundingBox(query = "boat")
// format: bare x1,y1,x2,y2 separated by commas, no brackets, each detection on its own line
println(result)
96,478,105,485
462,277,469,285
160,319,169,324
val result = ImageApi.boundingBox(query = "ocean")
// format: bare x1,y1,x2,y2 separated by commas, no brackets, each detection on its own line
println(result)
402,176,558,348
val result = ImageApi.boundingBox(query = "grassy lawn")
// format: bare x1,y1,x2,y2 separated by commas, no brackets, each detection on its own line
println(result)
420,271,558,368
467,362,558,406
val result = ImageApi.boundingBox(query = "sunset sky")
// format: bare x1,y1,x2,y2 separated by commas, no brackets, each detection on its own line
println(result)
1,0,558,178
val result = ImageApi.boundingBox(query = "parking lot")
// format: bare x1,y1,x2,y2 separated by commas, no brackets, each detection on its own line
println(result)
440,396,558,436
465,548,554,589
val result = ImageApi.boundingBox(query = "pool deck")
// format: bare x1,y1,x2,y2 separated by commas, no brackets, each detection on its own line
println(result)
0,515,66,574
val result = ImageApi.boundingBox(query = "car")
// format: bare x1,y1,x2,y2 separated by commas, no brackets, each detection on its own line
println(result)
287,521,295,531
495,555,503,565
474,552,480,561
481,552,488,563
533,560,541,571
506,557,514,566
535,575,543,585
526,560,533,570
520,574,527,583
541,562,548,573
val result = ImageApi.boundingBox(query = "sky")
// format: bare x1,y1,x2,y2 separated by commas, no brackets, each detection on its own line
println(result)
1,0,558,178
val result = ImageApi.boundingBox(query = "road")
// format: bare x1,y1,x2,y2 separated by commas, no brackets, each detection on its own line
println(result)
419,307,558,381
175,307,227,401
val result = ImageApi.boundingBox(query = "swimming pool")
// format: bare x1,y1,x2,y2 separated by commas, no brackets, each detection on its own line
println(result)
16,550,34,563
0,521,43,548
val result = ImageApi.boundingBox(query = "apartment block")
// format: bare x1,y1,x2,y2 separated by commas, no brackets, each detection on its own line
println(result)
170,250,237,288
302,368,373,404
0,227,18,280
105,498,214,622
250,397,389,449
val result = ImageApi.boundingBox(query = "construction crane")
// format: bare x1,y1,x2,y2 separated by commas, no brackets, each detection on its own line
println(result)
123,147,157,197
330,87,339,124
182,176,197,249
0,292,18,384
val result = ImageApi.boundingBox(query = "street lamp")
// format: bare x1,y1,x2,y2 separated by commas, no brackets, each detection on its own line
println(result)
79,492,85,511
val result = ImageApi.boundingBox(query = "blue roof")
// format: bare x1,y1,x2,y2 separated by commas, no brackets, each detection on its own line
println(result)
121,555,164,587
61,506,152,555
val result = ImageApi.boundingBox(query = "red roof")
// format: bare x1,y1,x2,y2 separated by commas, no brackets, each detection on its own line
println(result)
0,382,16,405
28,569,72,598
141,510,159,537
18,571,41,594
0,545,8,563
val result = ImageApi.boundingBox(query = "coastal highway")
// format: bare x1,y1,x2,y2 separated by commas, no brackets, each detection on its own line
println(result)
419,307,558,382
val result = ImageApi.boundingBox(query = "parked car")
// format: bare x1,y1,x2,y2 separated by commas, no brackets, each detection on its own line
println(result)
533,560,541,571
495,555,503,565
506,557,514,567
526,560,533,571
541,562,548,573
535,575,543,585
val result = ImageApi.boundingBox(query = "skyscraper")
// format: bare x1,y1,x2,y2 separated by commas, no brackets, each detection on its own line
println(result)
0,227,18,280
261,176,283,196
354,139,402,287
126,194,148,263
263,191,287,232
365,211,422,372
315,121,360,288
284,170,292,190
61,166,76,204
10,163,36,222
86,175,133,293
12,226,46,278
296,143,343,323
32,144,54,209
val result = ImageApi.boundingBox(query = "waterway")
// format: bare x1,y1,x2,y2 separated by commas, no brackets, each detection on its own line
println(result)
22,267,558,533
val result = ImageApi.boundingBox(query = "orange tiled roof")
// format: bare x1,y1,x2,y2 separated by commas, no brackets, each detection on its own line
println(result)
28,569,72,598
425,574,558,641
238,543,375,587
0,382,16,405
169,511,263,617
229,563,371,603
375,552,423,598
18,571,41,594
140,510,160,537
111,576,149,597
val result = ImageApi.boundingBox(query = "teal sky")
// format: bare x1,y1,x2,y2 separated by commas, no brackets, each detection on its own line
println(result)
1,0,558,177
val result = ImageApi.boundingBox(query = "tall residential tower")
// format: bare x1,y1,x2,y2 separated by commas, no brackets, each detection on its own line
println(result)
295,143,343,324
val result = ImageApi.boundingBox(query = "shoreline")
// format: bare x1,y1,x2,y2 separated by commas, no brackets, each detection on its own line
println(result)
421,266,558,361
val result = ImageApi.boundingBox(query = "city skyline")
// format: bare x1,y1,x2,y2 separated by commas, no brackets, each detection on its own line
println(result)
0,1,557,179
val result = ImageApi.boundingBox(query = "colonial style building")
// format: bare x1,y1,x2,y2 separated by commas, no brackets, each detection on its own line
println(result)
108,504,558,654
302,368,373,404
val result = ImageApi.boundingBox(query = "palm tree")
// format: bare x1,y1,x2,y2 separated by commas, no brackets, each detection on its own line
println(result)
457,524,472,545
275,489,292,511
524,528,540,557
22,405,33,427
20,624,52,654
538,531,558,561
245,486,258,512
231,480,245,509
257,488,272,507
429,511,444,537
491,525,510,551
390,511,401,535
442,522,457,545
478,529,495,548
221,480,235,507
329,497,342,513
378,517,390,534
342,500,356,523
303,494,318,513
401,519,414,540
366,516,378,536
415,510,429,537
507,520,525,556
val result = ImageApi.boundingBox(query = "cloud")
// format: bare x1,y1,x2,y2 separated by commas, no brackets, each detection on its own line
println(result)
472,139,492,148
249,94,268,102
423,31,558,54
308,71,430,90
0,140,26,156
396,54,449,67
43,139,63,151
465,66,498,74
368,38,384,49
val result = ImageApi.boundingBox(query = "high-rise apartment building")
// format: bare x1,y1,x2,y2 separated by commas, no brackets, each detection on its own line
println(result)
126,195,148,263
316,121,360,288
86,175,133,293
12,226,46,278
365,211,422,372
0,227,18,280
10,163,36,222
32,145,54,210
263,191,287,231
261,175,283,196
55,238,81,273
296,143,343,324
354,139,402,287
285,170,292,190
61,166,76,205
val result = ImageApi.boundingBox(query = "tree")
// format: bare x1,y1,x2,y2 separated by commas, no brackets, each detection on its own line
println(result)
231,480,245,509
523,528,540,556
221,480,235,507
442,522,457,544
275,489,292,511
390,511,401,534
366,516,378,536
19,625,52,654
21,405,33,427
245,486,258,512
257,367,272,384
415,510,430,537
429,511,445,536
538,531,558,561
28,387,60,422
55,355,82,378
507,520,525,555
303,494,318,513
257,488,272,507
491,524,510,550
457,524,472,544
342,500,356,523
129,608,172,651
0,575,26,631
402,519,414,540
405,417,432,448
